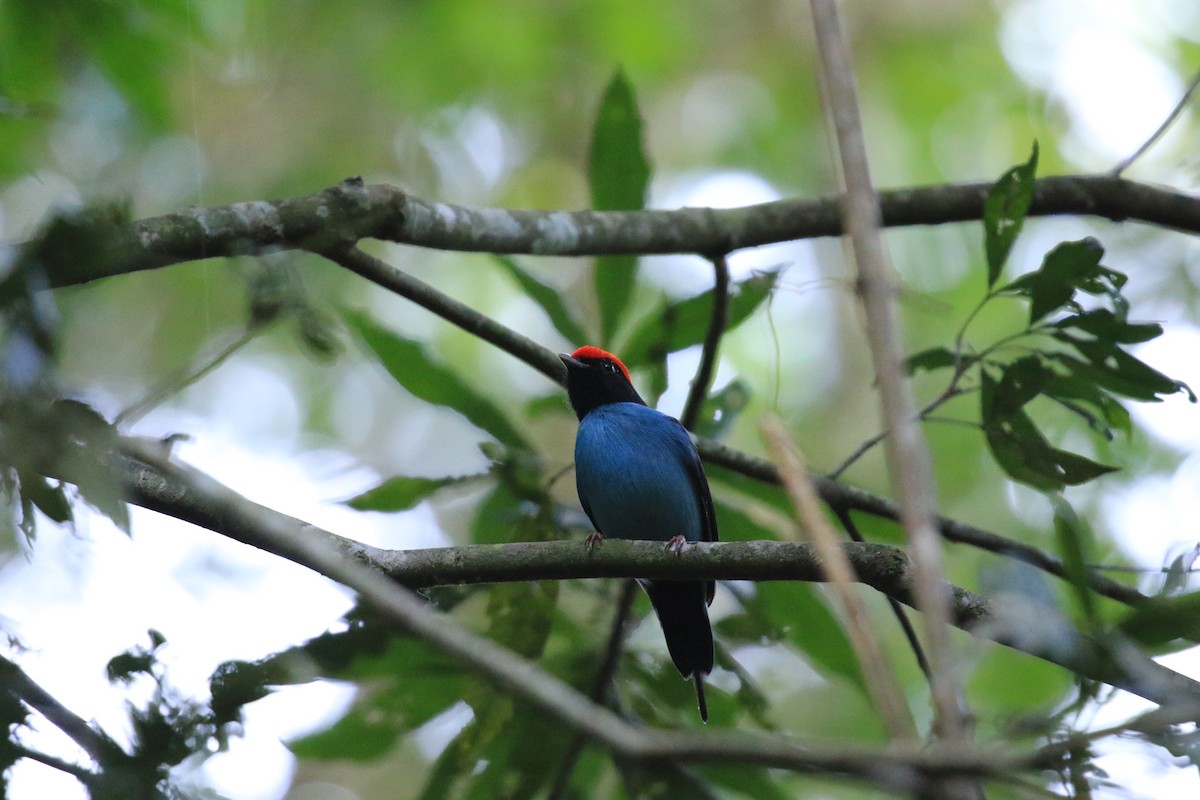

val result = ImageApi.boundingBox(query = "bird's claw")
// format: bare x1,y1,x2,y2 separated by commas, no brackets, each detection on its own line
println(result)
664,535,688,556
585,531,605,552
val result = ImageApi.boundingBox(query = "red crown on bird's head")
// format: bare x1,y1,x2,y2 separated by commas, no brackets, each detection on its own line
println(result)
570,346,632,383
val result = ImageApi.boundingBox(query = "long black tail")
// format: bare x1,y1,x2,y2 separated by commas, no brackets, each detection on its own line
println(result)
641,579,713,722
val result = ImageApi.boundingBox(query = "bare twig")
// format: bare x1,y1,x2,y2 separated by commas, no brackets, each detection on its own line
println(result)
116,326,258,425
12,746,96,782
680,253,731,431
810,0,965,739
827,384,970,481
327,246,564,383
833,505,931,680
1111,70,1200,176
762,415,916,740
0,654,127,768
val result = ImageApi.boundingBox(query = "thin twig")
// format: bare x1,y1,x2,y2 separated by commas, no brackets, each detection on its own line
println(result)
833,505,931,680
1111,69,1200,176
327,246,564,383
13,746,96,782
680,253,731,431
0,654,127,767
762,415,916,740
810,0,966,739
115,326,258,425
827,384,970,480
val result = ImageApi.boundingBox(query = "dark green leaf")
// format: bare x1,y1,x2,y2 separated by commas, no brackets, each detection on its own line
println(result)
344,308,529,449
589,69,651,344
1051,496,1097,625
985,356,1054,420
1058,339,1195,402
981,377,1117,490
701,763,792,800
1042,374,1132,438
288,632,467,760
622,269,781,369
1003,238,1105,322
904,346,959,375
344,473,486,512
983,142,1038,285
470,482,523,545
19,473,71,523
1053,309,1163,345
491,255,588,345
616,757,719,800
51,400,129,533
694,379,751,441
1117,591,1200,647
209,660,275,727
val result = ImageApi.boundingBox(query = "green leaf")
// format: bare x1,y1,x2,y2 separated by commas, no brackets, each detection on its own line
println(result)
1052,309,1163,345
904,346,959,375
19,473,71,524
491,255,588,345
981,372,1117,490
344,309,530,449
694,379,751,441
344,473,486,512
287,632,467,760
470,482,522,545
985,356,1054,419
1117,591,1200,647
51,400,129,533
1002,238,1106,323
1056,339,1195,403
701,763,792,800
1051,496,1097,626
1042,374,1131,439
589,69,651,344
983,142,1038,285
622,269,781,369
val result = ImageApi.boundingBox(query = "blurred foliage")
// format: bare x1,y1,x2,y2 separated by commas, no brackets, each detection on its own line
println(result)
2,1,1200,799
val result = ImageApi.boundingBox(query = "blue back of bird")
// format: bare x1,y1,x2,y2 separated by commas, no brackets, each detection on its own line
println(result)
574,402,704,543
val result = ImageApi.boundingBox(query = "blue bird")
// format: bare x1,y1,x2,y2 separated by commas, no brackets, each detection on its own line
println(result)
560,345,717,722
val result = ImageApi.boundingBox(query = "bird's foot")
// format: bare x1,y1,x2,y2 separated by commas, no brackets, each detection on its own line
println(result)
585,531,605,552
664,535,688,556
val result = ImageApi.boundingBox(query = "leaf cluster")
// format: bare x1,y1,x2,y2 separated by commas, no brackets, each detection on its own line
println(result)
906,145,1193,493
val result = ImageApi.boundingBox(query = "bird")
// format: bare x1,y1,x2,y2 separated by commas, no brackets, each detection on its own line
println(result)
559,345,717,722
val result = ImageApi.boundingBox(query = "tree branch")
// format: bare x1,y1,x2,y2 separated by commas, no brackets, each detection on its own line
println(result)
114,447,1198,710
680,253,731,431
0,654,127,768
27,175,1200,290
113,443,1048,786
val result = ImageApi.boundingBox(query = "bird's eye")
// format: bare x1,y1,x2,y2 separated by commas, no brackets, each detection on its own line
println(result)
601,360,618,373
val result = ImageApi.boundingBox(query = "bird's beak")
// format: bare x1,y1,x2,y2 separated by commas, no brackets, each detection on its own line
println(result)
558,353,585,370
